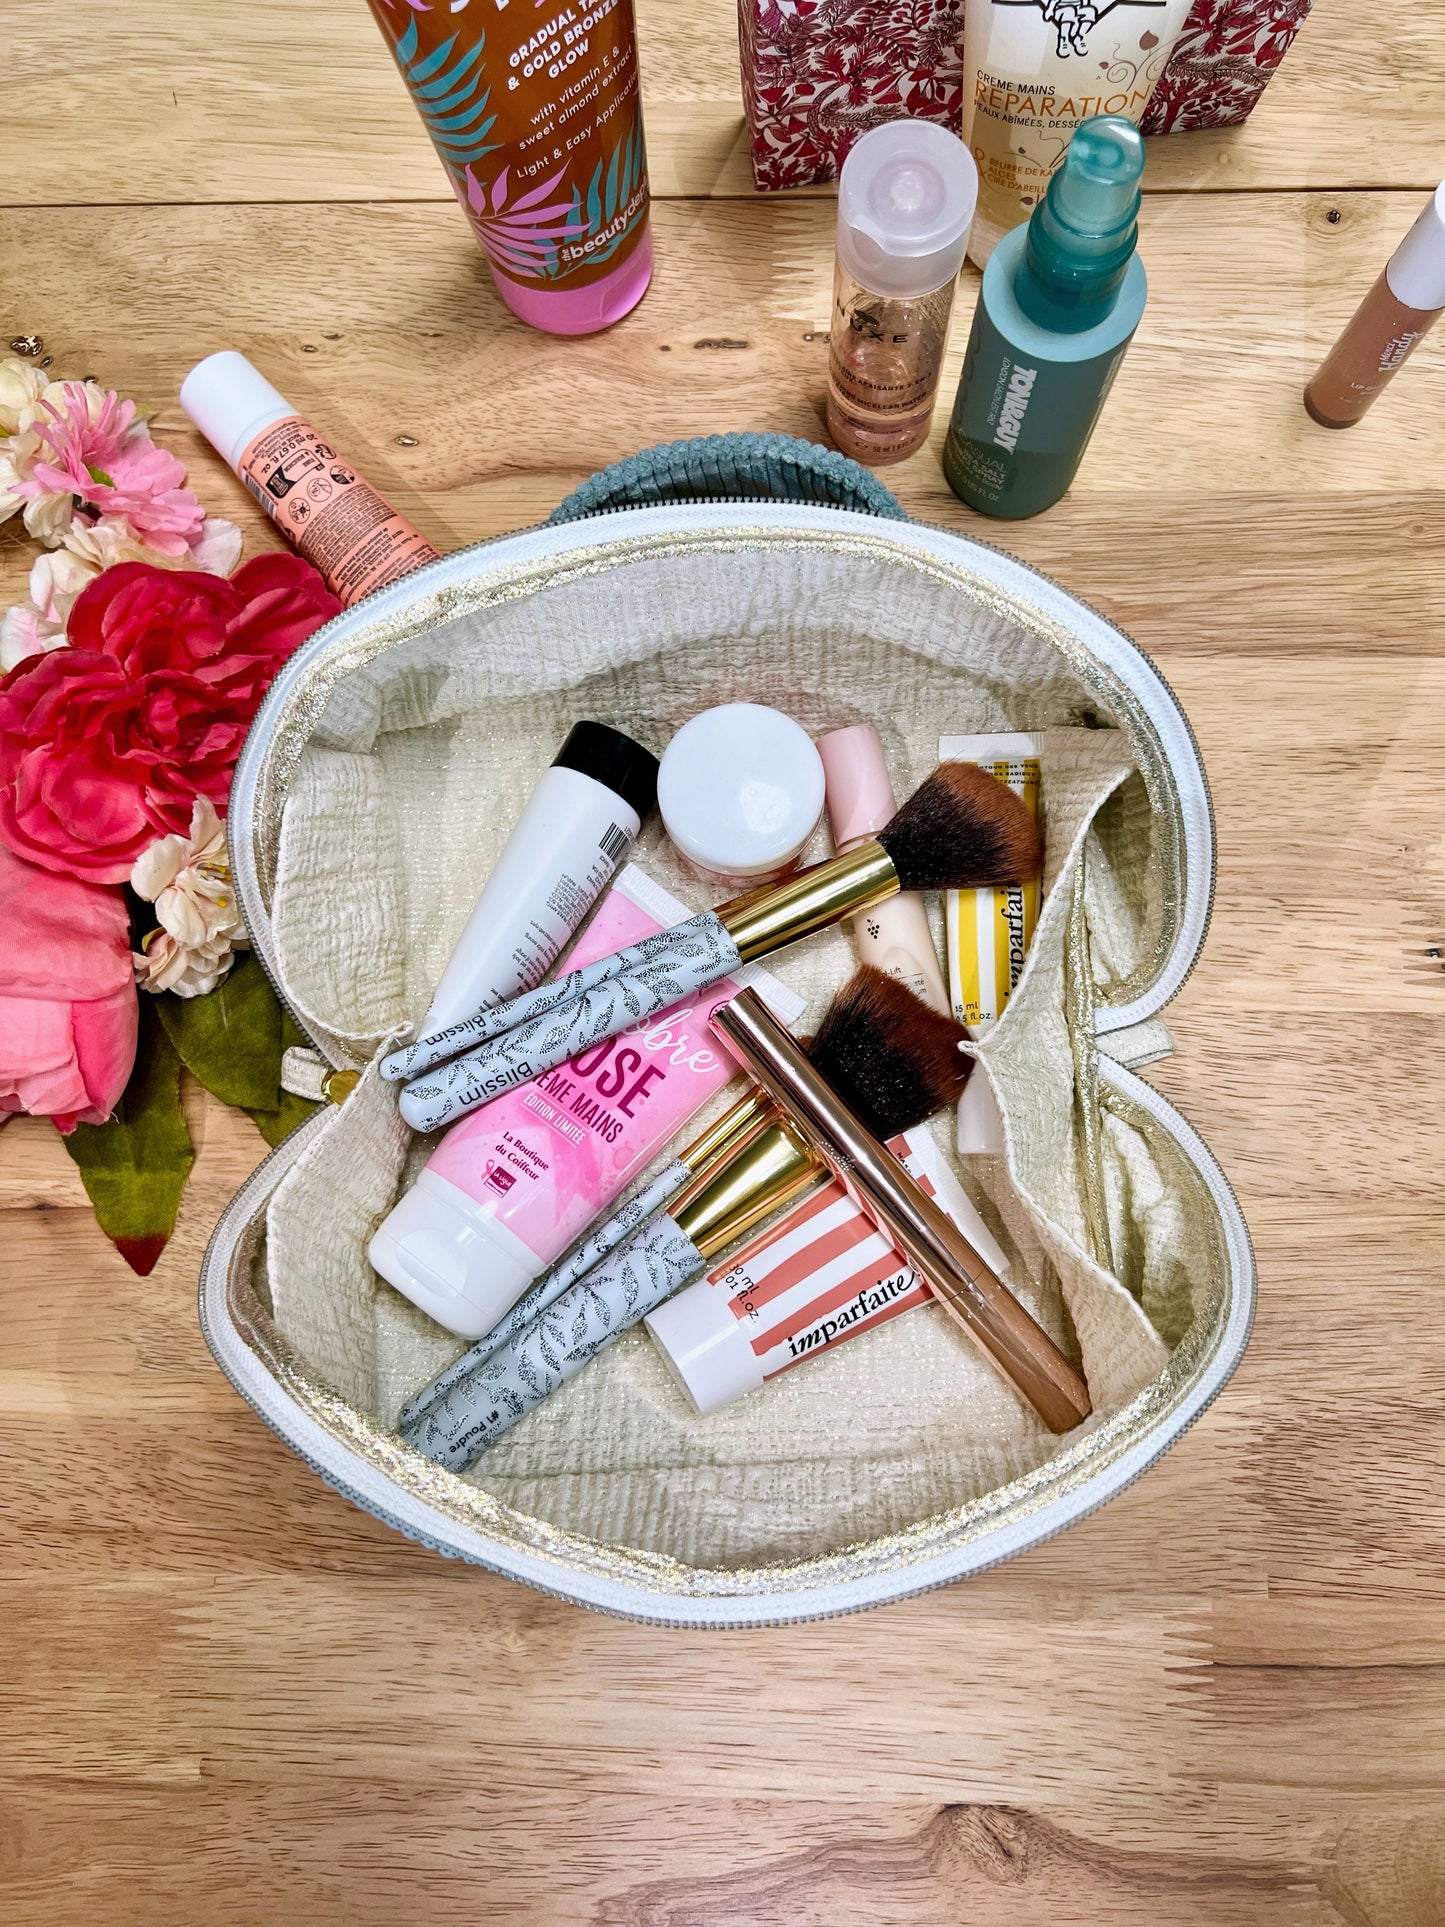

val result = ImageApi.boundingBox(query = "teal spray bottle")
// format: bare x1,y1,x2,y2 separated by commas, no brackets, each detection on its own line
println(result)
943,116,1147,520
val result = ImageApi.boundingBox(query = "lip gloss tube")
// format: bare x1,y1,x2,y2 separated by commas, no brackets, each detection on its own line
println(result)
181,351,441,604
1305,181,1445,429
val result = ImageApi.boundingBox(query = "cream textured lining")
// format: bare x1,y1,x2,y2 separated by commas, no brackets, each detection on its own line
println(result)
257,542,1205,1570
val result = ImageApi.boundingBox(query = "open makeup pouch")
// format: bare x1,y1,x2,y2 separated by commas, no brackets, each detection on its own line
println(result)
207,457,1255,1625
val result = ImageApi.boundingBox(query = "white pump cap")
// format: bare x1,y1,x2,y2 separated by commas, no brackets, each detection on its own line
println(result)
1386,179,1445,311
837,120,979,300
180,350,295,470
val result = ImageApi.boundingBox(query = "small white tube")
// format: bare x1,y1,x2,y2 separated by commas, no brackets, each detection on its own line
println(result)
417,721,658,1044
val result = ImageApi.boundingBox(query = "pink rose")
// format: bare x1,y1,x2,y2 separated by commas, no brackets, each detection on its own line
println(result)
0,834,137,1130
0,554,340,884
68,552,340,696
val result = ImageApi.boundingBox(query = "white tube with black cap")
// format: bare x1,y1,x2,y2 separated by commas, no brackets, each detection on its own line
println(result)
407,722,659,1072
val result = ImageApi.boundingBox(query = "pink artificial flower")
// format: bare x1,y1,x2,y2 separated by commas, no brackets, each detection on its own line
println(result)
0,832,137,1131
19,383,206,558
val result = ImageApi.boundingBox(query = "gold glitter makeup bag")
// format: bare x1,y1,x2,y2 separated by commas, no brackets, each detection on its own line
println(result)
204,501,1253,1624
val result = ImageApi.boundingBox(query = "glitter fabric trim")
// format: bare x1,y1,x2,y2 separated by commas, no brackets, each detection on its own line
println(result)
212,516,1227,1605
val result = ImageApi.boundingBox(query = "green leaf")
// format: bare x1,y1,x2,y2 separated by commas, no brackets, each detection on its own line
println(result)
156,951,319,1144
61,996,194,1276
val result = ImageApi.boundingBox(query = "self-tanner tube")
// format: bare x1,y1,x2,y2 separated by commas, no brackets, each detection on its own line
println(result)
941,732,1042,1155
944,116,1147,520
646,1123,1013,1413
962,0,1190,265
369,866,803,1337
363,0,652,336
180,352,441,605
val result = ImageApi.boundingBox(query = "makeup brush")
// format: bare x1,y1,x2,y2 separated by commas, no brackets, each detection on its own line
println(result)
387,762,1040,1130
399,970,975,1469
398,968,970,1434
395,1087,771,1432
712,988,1092,1434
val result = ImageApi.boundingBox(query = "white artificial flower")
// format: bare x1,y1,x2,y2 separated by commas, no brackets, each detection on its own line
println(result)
0,602,65,671
21,485,77,546
133,928,237,998
131,798,249,999
63,513,160,571
185,515,243,575
29,547,98,623
0,357,47,435
0,548,99,669
65,510,243,577
0,446,28,524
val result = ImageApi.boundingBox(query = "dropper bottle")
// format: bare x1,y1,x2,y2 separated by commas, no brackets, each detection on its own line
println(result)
943,116,1147,519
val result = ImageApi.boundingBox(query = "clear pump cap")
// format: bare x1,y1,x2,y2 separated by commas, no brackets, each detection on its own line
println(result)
837,120,979,300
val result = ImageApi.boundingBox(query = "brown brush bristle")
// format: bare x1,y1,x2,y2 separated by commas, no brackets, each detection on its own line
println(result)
807,965,971,1140
876,761,1042,891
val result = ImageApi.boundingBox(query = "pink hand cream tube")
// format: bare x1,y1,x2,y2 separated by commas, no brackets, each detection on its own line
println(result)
645,1125,1013,1413
369,866,804,1337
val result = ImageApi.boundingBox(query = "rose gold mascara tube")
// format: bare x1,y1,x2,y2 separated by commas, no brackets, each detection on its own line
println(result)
712,987,1092,1434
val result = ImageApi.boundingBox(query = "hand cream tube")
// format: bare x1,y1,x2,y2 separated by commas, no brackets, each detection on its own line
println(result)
962,0,1191,265
645,1124,1013,1413
181,351,441,605
369,866,804,1337
941,733,1042,1155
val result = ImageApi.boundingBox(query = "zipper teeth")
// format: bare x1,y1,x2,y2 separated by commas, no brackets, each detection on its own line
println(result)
235,497,1215,1034
215,499,1232,1625
200,1061,1256,1629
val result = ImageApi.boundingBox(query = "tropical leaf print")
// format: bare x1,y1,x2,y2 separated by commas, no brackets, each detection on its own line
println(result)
394,15,499,169
566,120,648,271
464,164,586,280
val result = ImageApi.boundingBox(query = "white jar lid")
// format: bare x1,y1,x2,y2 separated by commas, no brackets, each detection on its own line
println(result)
658,703,825,880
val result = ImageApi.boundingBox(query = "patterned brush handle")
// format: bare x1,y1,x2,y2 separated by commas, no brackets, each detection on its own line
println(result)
400,1210,705,1471
394,1158,691,1432
397,915,742,1131
378,929,677,1084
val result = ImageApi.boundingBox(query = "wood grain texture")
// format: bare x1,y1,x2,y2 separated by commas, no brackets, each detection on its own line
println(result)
4,0,1445,206
4,2,1445,1921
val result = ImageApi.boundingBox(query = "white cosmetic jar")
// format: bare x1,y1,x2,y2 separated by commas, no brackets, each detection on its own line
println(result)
657,702,827,887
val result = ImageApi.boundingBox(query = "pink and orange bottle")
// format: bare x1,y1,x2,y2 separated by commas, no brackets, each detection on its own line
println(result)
364,0,653,336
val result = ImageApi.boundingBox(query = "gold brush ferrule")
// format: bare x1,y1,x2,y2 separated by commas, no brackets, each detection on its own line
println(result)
711,988,1093,1435
679,1086,774,1178
717,841,900,964
672,1116,822,1261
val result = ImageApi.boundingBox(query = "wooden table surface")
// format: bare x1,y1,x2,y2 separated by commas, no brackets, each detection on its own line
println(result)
5,3,1445,1920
